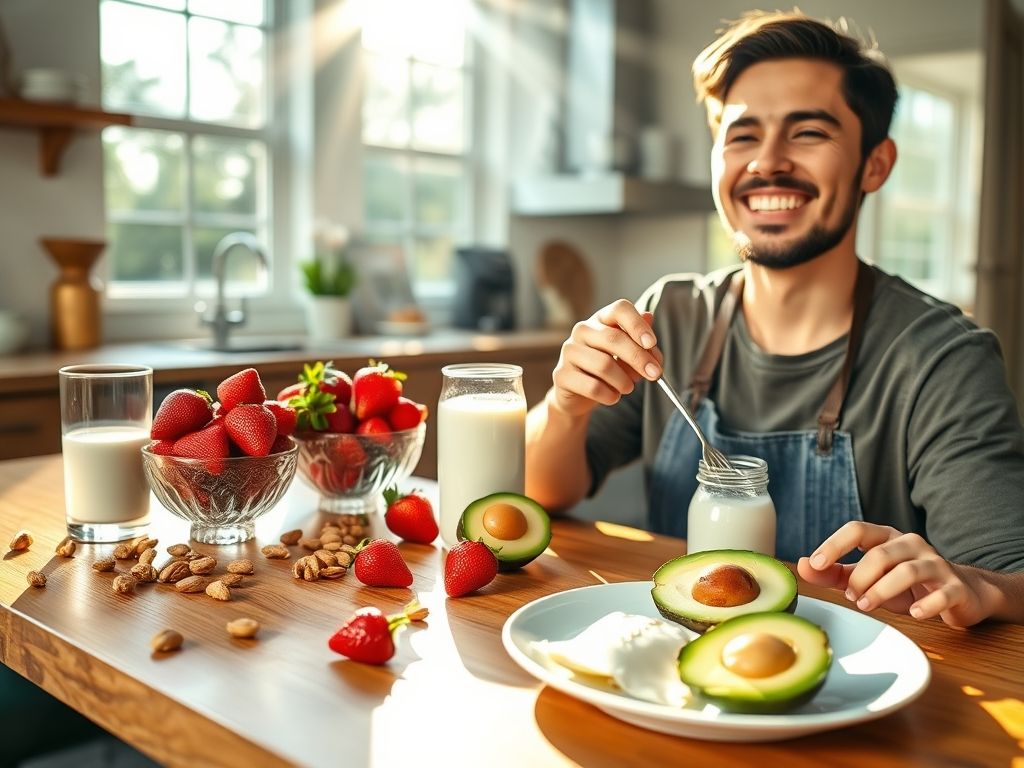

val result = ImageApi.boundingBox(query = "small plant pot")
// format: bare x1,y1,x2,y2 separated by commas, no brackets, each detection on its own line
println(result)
306,296,353,340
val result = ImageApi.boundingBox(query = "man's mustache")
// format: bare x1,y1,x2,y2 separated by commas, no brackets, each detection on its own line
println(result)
734,175,818,198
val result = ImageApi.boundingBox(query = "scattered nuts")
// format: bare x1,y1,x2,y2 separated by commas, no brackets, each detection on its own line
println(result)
261,545,290,560
113,542,134,560
298,537,321,551
313,549,338,568
342,534,358,546
158,561,192,583
55,537,76,558
206,581,231,601
334,551,354,568
279,529,302,546
174,575,208,593
112,574,137,594
92,556,116,572
166,543,191,557
27,570,46,588
226,618,260,639
138,548,157,566
135,537,158,556
219,573,244,587
292,555,321,582
340,544,358,555
129,563,158,583
226,559,254,575
319,566,347,580
189,555,217,575
9,530,32,551
321,541,342,552
150,629,183,653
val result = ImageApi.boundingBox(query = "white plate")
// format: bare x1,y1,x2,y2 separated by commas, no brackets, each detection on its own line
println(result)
502,581,931,742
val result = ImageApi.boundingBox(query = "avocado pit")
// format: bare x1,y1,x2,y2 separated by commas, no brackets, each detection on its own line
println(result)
691,564,761,607
482,502,528,540
721,631,796,678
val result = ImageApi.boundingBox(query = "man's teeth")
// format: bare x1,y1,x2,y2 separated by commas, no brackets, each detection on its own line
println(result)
747,195,806,211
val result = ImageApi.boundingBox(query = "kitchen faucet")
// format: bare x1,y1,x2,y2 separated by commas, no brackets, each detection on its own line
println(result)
199,232,269,351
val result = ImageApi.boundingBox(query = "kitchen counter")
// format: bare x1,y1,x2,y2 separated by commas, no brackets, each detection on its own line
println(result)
0,329,565,470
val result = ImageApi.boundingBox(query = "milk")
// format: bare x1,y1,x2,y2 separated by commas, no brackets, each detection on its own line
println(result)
62,425,151,524
437,393,526,548
687,487,776,556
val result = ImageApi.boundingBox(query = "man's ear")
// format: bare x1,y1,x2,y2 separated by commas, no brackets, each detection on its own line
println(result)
861,138,897,193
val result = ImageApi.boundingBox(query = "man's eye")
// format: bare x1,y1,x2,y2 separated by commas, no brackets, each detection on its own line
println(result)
794,129,828,140
727,134,756,144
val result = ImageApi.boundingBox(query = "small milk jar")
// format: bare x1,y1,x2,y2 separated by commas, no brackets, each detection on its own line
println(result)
437,364,526,548
686,455,776,556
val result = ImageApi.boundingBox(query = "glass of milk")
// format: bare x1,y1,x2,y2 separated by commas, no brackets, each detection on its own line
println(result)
437,364,526,548
59,364,153,542
687,455,776,556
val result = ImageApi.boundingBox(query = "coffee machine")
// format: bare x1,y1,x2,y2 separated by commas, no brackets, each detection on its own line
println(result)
452,247,515,332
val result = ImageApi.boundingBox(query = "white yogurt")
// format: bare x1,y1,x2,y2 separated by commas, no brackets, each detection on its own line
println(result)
62,425,151,524
687,485,776,556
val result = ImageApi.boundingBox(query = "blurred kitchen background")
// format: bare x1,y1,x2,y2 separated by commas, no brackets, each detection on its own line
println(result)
1,0,1022,402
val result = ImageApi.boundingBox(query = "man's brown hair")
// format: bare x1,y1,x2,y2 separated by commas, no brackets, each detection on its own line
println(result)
693,10,898,157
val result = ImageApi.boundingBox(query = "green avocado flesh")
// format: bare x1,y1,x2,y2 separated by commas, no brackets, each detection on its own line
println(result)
651,550,798,632
457,492,551,571
676,612,833,714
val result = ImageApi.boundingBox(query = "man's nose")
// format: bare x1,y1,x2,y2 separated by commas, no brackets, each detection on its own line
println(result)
746,135,793,176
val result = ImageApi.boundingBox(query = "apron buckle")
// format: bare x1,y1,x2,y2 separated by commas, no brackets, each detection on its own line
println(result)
816,417,836,455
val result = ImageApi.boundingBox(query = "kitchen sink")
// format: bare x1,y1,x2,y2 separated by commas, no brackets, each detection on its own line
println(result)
164,336,308,354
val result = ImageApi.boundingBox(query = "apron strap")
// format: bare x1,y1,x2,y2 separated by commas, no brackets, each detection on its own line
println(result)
816,260,875,453
688,271,744,411
686,261,876,454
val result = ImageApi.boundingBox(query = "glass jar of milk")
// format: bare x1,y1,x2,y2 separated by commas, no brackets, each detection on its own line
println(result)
686,455,775,556
438,364,526,548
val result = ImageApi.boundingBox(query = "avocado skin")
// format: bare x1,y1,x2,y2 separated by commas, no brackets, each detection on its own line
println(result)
651,550,798,633
456,492,552,571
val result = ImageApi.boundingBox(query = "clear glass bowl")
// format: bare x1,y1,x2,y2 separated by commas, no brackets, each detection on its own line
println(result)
293,423,425,515
141,441,298,544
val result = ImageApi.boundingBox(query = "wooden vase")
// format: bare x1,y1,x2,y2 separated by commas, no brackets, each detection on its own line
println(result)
41,238,106,351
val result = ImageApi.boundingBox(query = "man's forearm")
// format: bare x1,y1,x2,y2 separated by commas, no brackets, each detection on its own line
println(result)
962,565,1024,624
525,389,593,513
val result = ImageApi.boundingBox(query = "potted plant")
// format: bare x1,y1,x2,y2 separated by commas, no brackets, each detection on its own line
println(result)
300,221,357,340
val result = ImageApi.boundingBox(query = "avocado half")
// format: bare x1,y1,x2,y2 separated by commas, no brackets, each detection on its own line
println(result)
651,550,797,633
457,492,551,571
677,612,833,714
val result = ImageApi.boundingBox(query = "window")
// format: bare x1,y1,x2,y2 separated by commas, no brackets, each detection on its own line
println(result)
100,0,271,301
359,0,473,300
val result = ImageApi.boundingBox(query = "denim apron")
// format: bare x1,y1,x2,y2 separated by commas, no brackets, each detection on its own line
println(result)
648,262,874,563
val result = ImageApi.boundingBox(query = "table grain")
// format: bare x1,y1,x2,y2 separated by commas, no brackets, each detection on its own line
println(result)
1,455,1022,767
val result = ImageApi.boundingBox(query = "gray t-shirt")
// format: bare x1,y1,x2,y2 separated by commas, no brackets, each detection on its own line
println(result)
586,264,1024,571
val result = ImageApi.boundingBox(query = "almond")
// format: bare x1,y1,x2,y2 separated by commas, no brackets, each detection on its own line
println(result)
55,536,76,558
175,575,208,593
219,573,244,587
129,563,158,583
112,574,137,594
206,581,231,601
313,549,338,568
113,542,134,560
135,537,158,556
292,555,320,581
298,537,321,551
226,559,254,575
166,543,191,557
189,555,217,575
150,629,183,652
279,529,302,546
261,545,290,560
27,570,46,588
226,618,260,639
92,556,116,572
319,566,347,580
138,548,157,566
9,530,33,551
158,561,192,583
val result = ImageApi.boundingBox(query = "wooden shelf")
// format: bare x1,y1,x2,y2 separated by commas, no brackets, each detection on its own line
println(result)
0,98,133,176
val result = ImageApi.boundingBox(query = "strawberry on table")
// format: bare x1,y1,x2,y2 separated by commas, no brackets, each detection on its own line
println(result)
151,388,213,440
383,485,438,545
225,403,278,457
444,540,499,597
387,396,427,431
217,368,267,413
352,361,406,420
172,419,230,474
327,598,428,665
353,539,413,587
264,400,297,436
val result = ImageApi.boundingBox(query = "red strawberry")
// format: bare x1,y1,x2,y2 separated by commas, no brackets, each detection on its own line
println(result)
151,389,213,440
276,382,305,402
270,434,294,454
321,367,353,405
264,400,297,436
383,486,438,544
352,361,406,420
330,434,367,488
355,416,392,444
327,598,428,664
444,540,499,597
217,368,267,412
172,419,230,474
148,439,176,456
353,539,413,587
324,406,355,434
387,397,427,431
225,403,277,457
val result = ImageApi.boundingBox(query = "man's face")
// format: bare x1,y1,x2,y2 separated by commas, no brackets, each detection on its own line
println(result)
711,58,866,269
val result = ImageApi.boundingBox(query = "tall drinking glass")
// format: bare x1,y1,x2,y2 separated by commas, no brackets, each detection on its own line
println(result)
59,364,152,542
437,363,526,548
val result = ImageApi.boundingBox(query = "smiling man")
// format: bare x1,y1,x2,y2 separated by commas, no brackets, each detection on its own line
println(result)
525,11,1024,627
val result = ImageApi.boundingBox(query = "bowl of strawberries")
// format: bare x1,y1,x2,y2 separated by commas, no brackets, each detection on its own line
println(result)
283,360,427,516
141,367,299,545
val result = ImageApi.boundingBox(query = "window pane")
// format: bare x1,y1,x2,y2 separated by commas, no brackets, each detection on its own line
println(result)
879,211,943,280
107,223,184,282
364,154,410,224
101,1,187,117
413,157,462,228
189,17,266,127
362,0,466,67
193,136,265,217
131,0,185,9
363,55,410,147
103,127,185,214
411,63,464,153
412,235,454,283
194,228,266,289
188,0,264,25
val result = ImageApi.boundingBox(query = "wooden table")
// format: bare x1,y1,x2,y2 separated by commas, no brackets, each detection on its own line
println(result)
1,455,1022,767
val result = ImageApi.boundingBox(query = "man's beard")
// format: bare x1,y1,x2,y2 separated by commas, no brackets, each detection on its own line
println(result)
731,170,862,269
